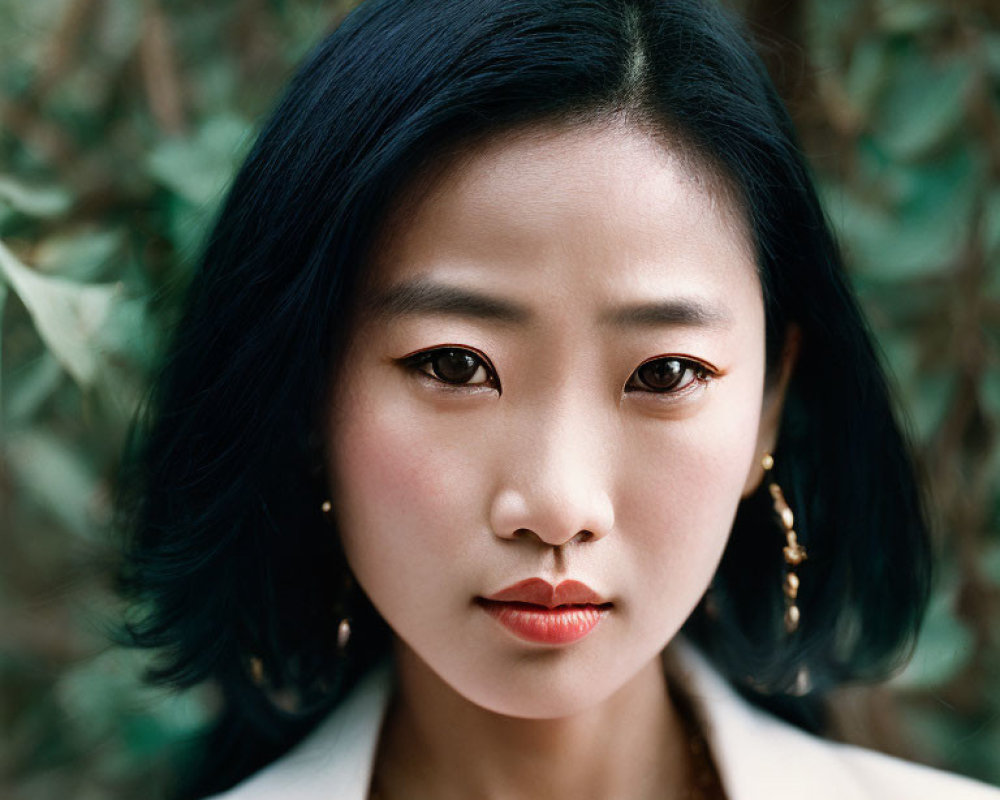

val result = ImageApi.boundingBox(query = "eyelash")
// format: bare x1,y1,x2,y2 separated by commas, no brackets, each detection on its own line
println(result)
399,346,500,391
398,346,718,398
624,356,716,396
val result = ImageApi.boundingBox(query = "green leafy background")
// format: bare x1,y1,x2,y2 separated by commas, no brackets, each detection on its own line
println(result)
1,0,997,797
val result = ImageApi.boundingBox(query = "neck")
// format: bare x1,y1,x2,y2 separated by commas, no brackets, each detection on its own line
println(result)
370,642,695,800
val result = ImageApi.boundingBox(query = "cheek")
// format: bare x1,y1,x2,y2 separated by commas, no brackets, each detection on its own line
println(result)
327,385,485,587
617,373,764,607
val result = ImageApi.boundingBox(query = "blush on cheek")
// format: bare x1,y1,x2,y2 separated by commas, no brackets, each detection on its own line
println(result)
618,394,762,575
337,414,430,517
331,396,478,566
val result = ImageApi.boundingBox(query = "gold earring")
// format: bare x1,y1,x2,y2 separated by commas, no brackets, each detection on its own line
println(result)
320,502,353,651
337,617,351,650
248,655,266,686
335,571,355,652
761,453,807,633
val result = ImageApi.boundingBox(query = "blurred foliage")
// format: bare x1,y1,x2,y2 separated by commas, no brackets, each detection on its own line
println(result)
0,0,997,797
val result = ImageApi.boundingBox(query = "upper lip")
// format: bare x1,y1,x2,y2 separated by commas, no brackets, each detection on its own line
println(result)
482,578,610,608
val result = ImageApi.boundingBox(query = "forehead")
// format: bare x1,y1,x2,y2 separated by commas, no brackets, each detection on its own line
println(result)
364,121,758,317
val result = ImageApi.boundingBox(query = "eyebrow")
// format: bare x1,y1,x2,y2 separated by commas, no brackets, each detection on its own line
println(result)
598,298,731,329
366,279,531,323
367,278,731,330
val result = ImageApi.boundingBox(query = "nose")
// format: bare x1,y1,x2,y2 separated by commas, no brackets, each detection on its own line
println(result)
489,406,615,548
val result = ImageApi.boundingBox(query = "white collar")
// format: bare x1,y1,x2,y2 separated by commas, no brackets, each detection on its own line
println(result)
217,640,986,800
665,642,866,800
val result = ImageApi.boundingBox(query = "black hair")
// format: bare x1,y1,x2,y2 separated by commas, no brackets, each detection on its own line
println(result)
115,0,932,796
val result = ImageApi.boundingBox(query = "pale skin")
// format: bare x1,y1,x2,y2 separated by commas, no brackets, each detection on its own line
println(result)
325,119,800,800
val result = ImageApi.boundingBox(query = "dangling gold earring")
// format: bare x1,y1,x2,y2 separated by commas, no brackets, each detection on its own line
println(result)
761,453,807,633
319,499,355,651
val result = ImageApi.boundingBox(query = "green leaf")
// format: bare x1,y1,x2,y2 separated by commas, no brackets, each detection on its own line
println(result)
4,430,98,539
891,148,978,274
56,649,212,753
163,194,216,267
806,0,864,67
845,37,890,120
870,47,972,161
893,584,974,689
4,350,63,425
833,147,978,280
909,371,954,441
35,228,124,283
146,115,253,265
876,0,946,35
0,175,72,219
146,114,252,207
96,0,143,64
90,294,158,420
873,324,920,392
0,239,119,389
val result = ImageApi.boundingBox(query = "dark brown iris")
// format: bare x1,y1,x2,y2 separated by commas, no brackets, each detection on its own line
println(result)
432,349,481,383
636,358,685,391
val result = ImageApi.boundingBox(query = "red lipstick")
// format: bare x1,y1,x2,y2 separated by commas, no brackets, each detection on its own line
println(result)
478,578,611,645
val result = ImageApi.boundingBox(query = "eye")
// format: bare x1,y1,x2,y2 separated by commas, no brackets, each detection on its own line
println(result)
400,347,498,389
625,356,714,395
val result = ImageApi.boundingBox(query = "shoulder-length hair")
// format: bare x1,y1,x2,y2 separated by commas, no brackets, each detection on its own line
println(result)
116,0,931,795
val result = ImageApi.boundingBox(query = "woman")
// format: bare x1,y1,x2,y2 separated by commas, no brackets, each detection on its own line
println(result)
116,0,999,798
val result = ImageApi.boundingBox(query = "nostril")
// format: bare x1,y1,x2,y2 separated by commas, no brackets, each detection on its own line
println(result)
510,528,594,546
489,487,614,545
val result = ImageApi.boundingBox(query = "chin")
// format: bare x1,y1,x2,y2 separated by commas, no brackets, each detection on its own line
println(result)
464,683,617,720
445,652,635,719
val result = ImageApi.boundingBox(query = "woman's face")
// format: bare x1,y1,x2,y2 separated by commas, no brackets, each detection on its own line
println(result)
326,122,790,718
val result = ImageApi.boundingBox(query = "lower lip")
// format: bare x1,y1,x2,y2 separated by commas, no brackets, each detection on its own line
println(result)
477,600,610,645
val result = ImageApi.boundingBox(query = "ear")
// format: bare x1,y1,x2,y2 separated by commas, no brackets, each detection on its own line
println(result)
741,323,802,498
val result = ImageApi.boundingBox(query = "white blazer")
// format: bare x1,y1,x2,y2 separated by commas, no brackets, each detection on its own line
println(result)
211,642,1000,799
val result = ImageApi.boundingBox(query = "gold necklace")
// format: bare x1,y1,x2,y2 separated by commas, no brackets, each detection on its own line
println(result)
671,679,727,800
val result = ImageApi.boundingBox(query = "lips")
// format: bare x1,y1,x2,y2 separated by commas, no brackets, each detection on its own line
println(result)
483,578,609,607
477,578,612,645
